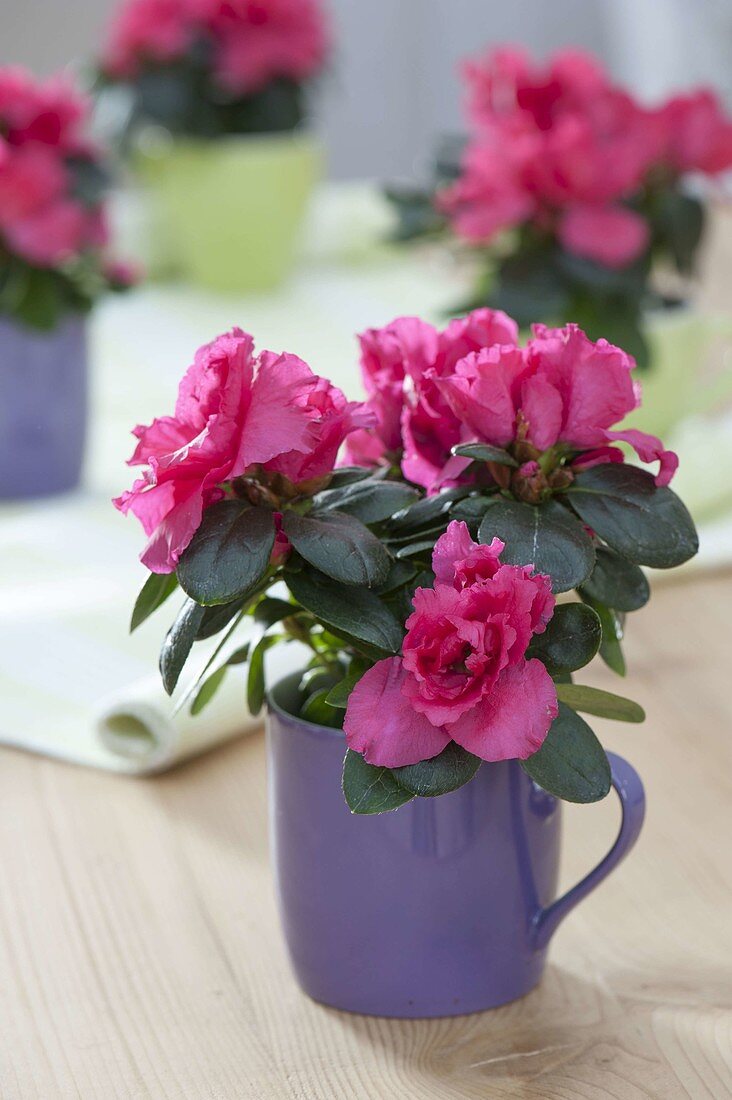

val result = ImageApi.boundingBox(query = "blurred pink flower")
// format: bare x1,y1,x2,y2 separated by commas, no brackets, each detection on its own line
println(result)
557,203,650,268
101,0,330,91
344,522,557,768
657,89,732,176
114,329,372,573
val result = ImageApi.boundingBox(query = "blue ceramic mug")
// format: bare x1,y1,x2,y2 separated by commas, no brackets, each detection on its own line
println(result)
0,315,87,499
267,674,645,1018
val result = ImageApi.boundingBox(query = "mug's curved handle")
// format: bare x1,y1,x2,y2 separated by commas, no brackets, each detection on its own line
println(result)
531,752,645,952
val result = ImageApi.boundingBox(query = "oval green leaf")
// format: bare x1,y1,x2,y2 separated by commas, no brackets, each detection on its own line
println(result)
567,465,698,568
177,500,275,606
521,703,612,803
392,742,481,798
130,571,179,633
159,598,206,696
555,683,645,723
286,567,403,654
342,749,415,815
283,511,391,587
579,546,650,612
527,602,602,674
478,498,595,593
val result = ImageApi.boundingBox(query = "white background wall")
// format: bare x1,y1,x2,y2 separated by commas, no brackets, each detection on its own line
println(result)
2,0,730,179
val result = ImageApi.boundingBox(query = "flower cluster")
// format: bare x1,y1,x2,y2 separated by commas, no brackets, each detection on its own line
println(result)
387,47,732,369
346,308,677,494
345,522,557,767
0,67,135,328
439,46,732,268
114,328,372,572
119,319,697,815
99,0,330,138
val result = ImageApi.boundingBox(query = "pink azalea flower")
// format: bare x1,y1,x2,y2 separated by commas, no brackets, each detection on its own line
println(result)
0,66,117,273
114,329,373,573
557,203,650,268
344,522,557,768
0,68,88,152
344,309,519,492
438,323,677,486
101,0,198,78
101,0,330,91
209,0,330,95
4,199,90,267
440,46,657,254
657,89,732,176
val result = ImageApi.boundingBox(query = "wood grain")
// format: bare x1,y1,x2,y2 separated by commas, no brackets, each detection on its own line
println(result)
1,572,731,1099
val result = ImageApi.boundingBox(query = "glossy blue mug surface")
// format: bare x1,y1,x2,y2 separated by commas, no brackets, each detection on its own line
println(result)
267,675,645,1018
0,314,87,499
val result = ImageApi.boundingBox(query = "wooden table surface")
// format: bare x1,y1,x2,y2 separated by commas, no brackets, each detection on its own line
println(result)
1,569,731,1100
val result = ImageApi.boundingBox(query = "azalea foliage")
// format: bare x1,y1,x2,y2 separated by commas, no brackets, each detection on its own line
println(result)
0,67,137,330
387,46,732,369
118,313,698,814
95,0,331,143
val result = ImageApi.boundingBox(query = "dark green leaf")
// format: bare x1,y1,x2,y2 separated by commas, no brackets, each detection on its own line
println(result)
582,594,626,676
452,443,518,466
375,559,417,595
656,190,705,275
579,546,650,612
387,487,469,532
325,666,366,708
392,742,481,797
478,498,595,593
254,596,296,627
449,494,499,527
521,703,612,803
177,501,275,605
567,465,698,568
313,480,420,524
190,665,228,716
395,538,439,559
300,688,344,728
282,511,391,587
555,683,645,723
490,248,569,326
342,750,415,814
286,567,403,654
195,599,243,640
247,634,279,716
130,572,179,632
527,602,602,674
159,599,206,695
323,467,373,489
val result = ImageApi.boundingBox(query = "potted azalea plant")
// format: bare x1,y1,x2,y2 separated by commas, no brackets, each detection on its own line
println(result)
0,66,136,499
95,0,330,291
387,46,732,438
116,310,697,1017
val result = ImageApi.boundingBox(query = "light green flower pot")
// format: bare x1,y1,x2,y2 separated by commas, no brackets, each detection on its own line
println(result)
624,307,732,441
137,132,322,292
623,306,732,523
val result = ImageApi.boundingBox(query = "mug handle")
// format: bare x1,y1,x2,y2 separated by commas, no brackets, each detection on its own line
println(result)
530,752,646,952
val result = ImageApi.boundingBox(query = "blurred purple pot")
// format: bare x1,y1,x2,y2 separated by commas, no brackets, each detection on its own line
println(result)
0,315,87,498
267,674,646,1018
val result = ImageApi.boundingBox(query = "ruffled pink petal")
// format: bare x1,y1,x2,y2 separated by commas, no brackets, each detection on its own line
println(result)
432,520,505,588
447,659,558,762
343,657,451,768
518,372,564,450
604,428,678,486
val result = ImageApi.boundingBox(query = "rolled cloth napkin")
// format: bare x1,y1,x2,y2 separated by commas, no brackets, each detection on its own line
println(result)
95,644,303,775
0,495,304,774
